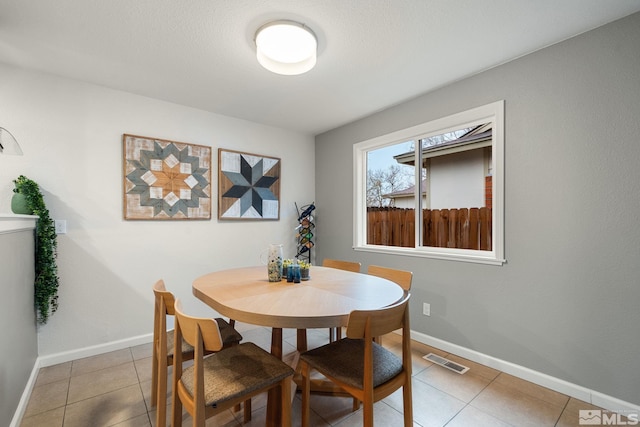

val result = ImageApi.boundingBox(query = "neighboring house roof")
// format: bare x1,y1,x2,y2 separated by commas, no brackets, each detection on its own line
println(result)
393,123,492,166
383,179,427,199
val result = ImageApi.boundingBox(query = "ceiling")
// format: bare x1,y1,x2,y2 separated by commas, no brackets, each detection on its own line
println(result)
1,0,639,136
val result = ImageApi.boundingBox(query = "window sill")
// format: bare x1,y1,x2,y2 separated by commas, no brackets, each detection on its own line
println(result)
353,244,506,266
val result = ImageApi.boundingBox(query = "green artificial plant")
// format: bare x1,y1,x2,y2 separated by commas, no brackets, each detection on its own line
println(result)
13,175,60,324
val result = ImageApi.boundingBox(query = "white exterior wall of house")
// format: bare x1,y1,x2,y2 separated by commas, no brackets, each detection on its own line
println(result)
429,148,486,209
391,195,427,209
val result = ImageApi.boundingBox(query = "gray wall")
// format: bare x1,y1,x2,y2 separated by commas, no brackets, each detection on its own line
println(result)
315,12,640,406
1,229,37,424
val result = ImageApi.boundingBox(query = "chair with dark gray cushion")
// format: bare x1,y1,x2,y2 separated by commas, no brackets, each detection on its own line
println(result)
367,265,412,292
152,280,244,427
322,258,361,273
322,259,362,342
172,299,295,427
300,292,413,427
366,265,412,345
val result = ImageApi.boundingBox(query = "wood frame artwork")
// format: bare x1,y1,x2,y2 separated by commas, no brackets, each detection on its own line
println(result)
122,134,212,220
218,148,280,220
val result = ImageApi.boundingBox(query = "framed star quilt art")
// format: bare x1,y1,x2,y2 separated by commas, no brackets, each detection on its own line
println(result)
218,148,281,220
122,134,212,220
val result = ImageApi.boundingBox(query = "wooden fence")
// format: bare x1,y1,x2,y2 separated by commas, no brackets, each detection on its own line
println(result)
367,207,492,250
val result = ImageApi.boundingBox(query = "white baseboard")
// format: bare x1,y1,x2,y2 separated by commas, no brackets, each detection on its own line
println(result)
38,333,153,367
9,358,41,427
11,333,153,427
409,330,640,415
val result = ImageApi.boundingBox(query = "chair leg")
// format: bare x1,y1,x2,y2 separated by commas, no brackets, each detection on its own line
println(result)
281,377,292,427
156,380,167,427
151,347,158,407
195,404,205,427
172,382,182,427
155,357,168,427
363,399,374,427
402,383,413,427
301,362,311,427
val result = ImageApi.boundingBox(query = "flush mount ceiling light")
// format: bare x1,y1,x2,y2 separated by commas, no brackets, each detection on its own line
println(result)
255,20,317,75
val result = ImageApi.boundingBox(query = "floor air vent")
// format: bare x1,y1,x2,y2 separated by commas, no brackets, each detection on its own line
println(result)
423,353,470,374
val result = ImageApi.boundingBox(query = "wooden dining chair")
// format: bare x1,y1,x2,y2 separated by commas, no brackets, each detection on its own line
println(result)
322,258,362,342
366,265,412,292
151,280,244,427
300,292,413,427
322,258,362,273
366,265,412,345
172,299,295,427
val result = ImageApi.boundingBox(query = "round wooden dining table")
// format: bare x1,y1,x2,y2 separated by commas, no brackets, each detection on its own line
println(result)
192,265,405,426
193,265,404,330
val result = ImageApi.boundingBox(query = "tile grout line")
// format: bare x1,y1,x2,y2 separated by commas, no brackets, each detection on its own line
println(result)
130,347,154,427
554,398,572,427
442,372,500,427
462,373,517,427
62,364,72,427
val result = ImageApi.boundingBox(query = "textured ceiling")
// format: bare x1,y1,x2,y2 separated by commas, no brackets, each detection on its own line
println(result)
1,0,639,135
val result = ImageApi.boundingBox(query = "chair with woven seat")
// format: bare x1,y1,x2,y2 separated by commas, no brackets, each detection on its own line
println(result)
366,265,412,345
172,299,295,427
322,258,362,342
366,265,412,292
300,292,413,427
152,280,244,427
322,258,361,273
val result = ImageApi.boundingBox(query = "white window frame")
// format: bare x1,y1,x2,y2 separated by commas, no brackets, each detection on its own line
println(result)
353,100,505,265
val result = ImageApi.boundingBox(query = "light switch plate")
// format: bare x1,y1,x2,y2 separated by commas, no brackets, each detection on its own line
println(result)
54,220,67,234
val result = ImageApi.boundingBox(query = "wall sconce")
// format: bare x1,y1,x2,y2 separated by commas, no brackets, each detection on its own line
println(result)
0,127,23,155
255,20,317,75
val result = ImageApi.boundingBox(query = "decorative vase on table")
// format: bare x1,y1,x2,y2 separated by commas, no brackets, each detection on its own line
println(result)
267,243,284,282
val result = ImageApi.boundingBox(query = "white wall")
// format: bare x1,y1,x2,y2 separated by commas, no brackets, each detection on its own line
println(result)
315,12,640,407
0,64,315,356
0,221,36,424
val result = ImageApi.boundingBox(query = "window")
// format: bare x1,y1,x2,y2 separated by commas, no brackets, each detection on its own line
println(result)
353,101,505,265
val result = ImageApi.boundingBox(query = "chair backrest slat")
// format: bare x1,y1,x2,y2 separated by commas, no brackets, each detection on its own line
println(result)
323,258,361,273
174,299,223,352
367,265,412,291
346,293,410,339
153,279,177,315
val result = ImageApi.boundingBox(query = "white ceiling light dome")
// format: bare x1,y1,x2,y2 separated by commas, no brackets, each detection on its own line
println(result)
255,20,317,75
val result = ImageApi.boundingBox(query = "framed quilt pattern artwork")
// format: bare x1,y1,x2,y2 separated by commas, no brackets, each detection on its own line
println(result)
122,134,211,220
218,148,280,220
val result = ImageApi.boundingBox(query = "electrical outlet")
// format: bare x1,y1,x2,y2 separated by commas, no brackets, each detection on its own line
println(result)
54,220,67,234
423,302,431,316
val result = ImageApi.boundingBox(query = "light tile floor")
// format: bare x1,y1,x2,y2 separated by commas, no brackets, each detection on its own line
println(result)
20,323,607,427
